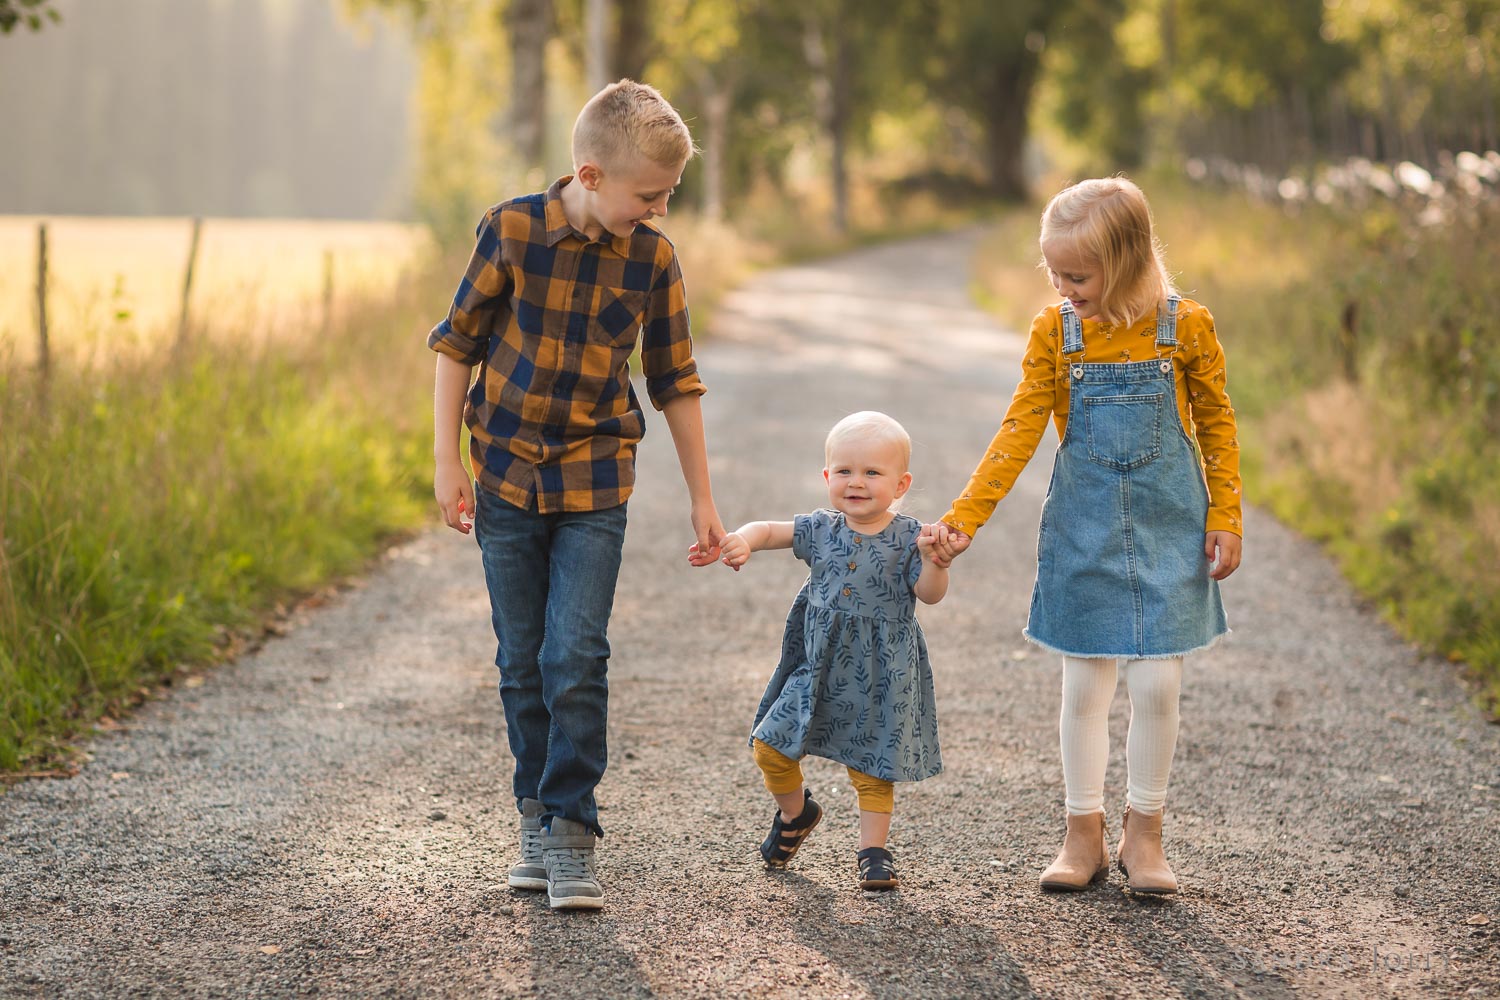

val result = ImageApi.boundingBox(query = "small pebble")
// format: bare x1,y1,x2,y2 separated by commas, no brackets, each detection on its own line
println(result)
429,810,447,821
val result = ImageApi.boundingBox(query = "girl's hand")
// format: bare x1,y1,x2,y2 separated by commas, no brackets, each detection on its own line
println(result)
927,523,971,563
1205,530,1242,580
916,528,951,569
718,532,752,570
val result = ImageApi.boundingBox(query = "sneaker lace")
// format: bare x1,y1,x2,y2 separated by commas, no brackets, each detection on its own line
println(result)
548,848,594,883
519,826,544,862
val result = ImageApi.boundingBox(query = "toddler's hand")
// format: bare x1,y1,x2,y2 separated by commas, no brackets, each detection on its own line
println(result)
916,527,951,569
718,532,751,571
930,523,971,563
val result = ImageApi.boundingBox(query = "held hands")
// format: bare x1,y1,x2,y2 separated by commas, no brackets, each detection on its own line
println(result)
1205,530,1242,581
685,501,728,568
435,459,475,535
921,522,972,568
716,532,752,570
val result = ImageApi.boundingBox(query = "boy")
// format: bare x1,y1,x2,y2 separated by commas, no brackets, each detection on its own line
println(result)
429,80,725,910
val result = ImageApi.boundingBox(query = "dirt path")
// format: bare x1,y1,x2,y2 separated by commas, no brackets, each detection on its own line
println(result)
3,230,1496,999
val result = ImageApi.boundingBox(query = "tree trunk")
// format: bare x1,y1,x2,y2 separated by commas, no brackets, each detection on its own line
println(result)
584,0,610,94
698,71,731,220
802,15,850,233
981,55,1039,201
506,0,553,174
611,0,650,82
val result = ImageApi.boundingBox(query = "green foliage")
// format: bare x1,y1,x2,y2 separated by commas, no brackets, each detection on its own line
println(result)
0,284,435,770
0,0,59,34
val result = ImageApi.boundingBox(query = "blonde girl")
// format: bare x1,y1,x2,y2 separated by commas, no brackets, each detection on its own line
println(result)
933,177,1242,894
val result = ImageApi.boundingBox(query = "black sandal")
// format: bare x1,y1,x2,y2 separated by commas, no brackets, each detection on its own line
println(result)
760,790,822,868
856,847,900,890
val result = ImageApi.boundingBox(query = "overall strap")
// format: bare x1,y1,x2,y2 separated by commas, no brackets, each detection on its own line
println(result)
1059,299,1084,354
1154,294,1182,349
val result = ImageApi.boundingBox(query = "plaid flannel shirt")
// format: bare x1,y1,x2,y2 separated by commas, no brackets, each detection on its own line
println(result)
428,177,705,513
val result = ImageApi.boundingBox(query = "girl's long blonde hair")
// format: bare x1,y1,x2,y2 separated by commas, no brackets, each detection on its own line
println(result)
1040,176,1174,328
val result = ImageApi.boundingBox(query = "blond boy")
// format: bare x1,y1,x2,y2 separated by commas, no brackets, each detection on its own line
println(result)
430,81,725,910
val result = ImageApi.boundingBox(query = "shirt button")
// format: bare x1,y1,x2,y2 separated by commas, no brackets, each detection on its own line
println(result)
847,561,857,571
842,587,852,596
852,535,862,544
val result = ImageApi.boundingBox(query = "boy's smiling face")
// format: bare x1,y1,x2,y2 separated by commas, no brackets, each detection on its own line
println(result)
573,159,683,240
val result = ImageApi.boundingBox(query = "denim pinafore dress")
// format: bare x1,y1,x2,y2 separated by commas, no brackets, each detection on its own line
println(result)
1025,296,1228,660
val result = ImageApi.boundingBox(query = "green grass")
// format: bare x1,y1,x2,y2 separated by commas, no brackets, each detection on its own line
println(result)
971,181,1500,713
0,284,436,771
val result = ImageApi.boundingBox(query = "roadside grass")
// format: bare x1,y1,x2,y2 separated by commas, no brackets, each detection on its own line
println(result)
0,273,437,772
971,182,1500,712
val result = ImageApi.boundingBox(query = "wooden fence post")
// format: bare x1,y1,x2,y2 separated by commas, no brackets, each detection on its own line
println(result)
322,248,334,333
176,216,203,347
35,222,49,382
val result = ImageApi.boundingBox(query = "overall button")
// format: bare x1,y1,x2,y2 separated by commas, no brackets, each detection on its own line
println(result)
1072,366,1084,379
1160,360,1172,373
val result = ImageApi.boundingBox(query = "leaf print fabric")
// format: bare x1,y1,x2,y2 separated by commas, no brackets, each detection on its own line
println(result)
749,509,942,783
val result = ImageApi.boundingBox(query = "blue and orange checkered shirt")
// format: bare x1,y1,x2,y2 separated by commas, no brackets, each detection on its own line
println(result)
428,176,706,514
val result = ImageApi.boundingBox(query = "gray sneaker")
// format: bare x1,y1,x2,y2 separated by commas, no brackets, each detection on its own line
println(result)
541,817,603,910
507,798,547,891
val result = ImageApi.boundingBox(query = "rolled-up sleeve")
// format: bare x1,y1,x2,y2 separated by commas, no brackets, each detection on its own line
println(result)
427,209,512,366
640,250,705,409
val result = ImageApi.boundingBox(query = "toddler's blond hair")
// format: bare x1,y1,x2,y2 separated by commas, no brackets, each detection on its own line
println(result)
824,411,912,471
1040,176,1174,328
572,79,695,173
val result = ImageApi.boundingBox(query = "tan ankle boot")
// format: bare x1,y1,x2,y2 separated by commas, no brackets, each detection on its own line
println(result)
1116,804,1178,894
1039,810,1109,892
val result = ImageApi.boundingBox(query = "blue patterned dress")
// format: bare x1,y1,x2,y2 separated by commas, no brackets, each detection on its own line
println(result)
750,509,942,782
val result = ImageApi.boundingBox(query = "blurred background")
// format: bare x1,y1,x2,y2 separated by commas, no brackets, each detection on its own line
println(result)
2,0,1498,770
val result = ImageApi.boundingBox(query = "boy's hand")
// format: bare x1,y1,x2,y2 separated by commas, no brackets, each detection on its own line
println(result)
686,502,726,567
717,532,751,570
435,460,475,534
1205,530,1242,580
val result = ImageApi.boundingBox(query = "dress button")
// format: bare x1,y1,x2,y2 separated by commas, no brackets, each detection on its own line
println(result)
842,587,851,596
847,560,857,571
852,535,862,544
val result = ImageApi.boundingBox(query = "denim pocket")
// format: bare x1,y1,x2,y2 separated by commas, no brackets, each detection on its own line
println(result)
1083,392,1163,472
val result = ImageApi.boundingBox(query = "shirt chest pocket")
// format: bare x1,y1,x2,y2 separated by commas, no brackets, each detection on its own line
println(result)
592,286,647,347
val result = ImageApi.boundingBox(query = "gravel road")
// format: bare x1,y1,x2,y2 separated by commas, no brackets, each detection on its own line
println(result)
2,229,1497,999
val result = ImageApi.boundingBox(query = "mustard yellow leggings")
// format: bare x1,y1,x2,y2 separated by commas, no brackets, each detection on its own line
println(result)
752,738,894,813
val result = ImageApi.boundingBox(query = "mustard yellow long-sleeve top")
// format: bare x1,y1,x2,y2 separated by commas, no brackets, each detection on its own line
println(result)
942,298,1243,538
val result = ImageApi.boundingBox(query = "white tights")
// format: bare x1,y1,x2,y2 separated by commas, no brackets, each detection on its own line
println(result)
1059,656,1182,816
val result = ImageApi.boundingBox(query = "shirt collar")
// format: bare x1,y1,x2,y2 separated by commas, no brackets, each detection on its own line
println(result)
543,175,633,256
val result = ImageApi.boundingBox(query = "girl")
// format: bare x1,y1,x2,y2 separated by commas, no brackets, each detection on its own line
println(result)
716,411,949,891
932,177,1242,894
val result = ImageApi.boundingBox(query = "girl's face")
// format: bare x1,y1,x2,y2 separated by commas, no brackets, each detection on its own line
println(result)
1043,242,1105,321
823,437,912,524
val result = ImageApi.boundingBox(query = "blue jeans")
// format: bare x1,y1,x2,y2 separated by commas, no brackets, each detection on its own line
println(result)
474,488,627,836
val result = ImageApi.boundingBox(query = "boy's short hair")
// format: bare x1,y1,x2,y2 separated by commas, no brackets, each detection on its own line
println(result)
824,411,912,471
1040,175,1174,328
572,79,696,173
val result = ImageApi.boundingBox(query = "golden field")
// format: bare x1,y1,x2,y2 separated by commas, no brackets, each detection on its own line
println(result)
0,216,432,365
